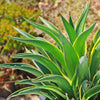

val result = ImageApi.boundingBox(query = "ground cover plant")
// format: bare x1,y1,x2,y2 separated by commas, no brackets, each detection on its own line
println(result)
0,1,41,55
2,0,40,9
0,3,100,100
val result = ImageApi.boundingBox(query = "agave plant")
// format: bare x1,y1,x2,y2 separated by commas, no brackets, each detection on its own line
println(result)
0,3,100,100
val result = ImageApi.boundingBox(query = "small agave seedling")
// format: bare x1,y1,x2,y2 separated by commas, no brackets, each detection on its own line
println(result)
0,3,100,100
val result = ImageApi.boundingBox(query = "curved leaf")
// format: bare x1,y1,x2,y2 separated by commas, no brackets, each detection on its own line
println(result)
39,16,58,32
7,85,66,100
83,85,100,100
12,53,62,75
89,29,100,59
13,26,35,38
7,86,55,100
23,18,62,49
31,75,73,95
93,71,100,84
79,80,93,99
73,22,96,57
13,27,51,61
15,79,42,86
26,48,51,74
89,41,100,80
0,63,42,77
8,36,66,71
34,61,51,74
15,77,65,100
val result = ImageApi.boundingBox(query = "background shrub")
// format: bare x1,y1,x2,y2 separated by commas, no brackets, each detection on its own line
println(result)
0,1,41,56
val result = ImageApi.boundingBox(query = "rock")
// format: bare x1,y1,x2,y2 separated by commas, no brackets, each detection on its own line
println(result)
30,95,40,100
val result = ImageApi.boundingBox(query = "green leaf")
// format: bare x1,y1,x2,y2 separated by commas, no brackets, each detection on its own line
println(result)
79,80,88,100
89,41,100,80
23,18,62,49
73,22,96,57
76,3,90,35
79,80,93,99
93,71,100,84
0,63,42,77
39,16,58,32
72,73,78,91
76,56,89,86
15,79,41,86
83,85,100,100
13,28,43,41
26,48,51,74
89,29,100,59
12,53,62,75
7,86,55,100
33,46,58,65
25,85,66,99
8,36,66,72
44,51,62,69
93,30,100,44
61,15,77,44
36,47,49,57
34,61,51,74
59,30,79,79
69,16,74,29
13,26,35,38
8,86,65,100
31,75,73,95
